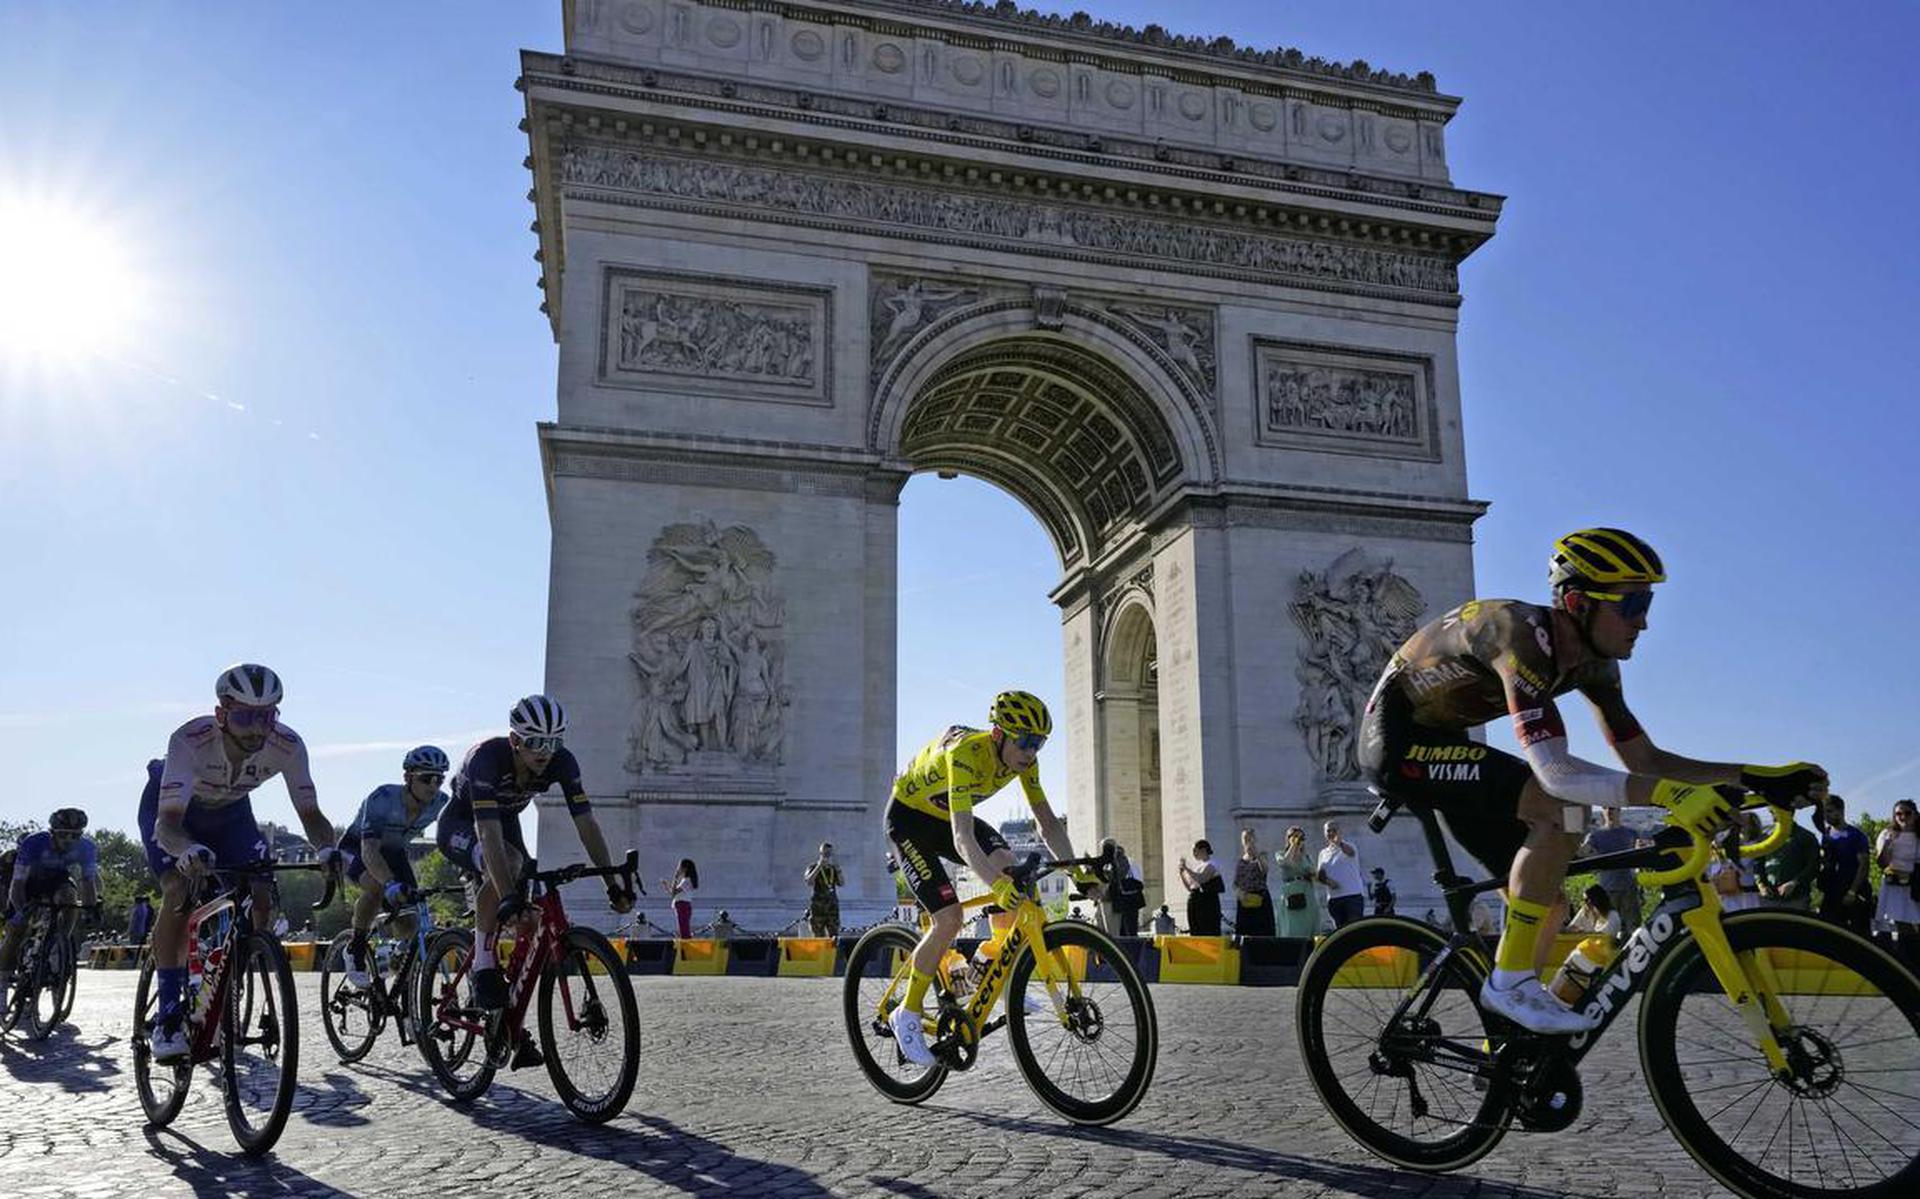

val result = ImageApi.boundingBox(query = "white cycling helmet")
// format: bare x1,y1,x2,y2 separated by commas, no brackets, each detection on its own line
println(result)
509,694,567,738
402,745,450,774
216,663,284,707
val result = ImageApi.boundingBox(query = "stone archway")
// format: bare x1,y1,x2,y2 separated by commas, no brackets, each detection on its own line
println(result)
1099,594,1163,907
519,0,1502,926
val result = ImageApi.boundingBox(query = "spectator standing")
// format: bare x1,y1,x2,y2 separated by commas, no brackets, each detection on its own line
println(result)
666,858,699,939
709,909,738,941
1757,816,1820,910
1233,829,1275,937
1367,867,1396,917
1150,904,1177,935
1273,825,1322,938
1110,841,1145,937
1709,813,1763,913
1578,806,1647,933
1177,840,1224,936
1813,797,1872,935
127,894,154,950
271,912,291,941
1567,883,1623,943
1316,821,1365,928
1874,799,1920,967
804,842,843,937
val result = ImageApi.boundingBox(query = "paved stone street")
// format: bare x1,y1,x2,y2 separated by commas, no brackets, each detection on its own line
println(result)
0,974,1724,1198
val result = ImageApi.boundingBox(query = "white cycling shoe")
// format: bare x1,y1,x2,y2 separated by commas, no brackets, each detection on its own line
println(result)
150,1018,191,1063
343,946,373,991
888,1003,937,1066
1479,976,1601,1035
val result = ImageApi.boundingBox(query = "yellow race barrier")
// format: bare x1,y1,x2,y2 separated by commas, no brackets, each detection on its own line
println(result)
1327,943,1421,990
777,937,838,977
672,938,729,976
1156,935,1240,985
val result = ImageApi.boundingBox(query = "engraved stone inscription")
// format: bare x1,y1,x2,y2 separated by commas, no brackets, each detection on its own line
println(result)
598,268,832,405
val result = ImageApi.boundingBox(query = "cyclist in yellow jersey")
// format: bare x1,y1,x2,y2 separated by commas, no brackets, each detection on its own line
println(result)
884,690,1088,1065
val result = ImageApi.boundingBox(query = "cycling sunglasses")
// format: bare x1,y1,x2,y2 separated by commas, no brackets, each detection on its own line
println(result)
1584,589,1654,620
1010,732,1048,753
223,704,279,730
408,772,446,786
517,734,564,753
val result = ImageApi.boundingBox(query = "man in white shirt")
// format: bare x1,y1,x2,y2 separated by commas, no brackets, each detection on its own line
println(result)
1317,820,1366,927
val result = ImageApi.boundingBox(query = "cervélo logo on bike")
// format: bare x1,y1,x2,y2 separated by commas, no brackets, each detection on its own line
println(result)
1570,911,1676,1048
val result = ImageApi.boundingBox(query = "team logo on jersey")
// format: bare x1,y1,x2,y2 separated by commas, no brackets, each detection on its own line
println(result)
1407,661,1475,694
1406,744,1487,763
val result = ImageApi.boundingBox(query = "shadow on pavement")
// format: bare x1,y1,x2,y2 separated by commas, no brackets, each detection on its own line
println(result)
955,1110,1613,1199
142,1126,352,1198
463,1077,838,1196
295,1070,373,1128
0,1025,124,1094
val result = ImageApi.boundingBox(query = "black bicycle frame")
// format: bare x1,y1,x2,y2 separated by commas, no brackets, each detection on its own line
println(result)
1376,790,1708,1069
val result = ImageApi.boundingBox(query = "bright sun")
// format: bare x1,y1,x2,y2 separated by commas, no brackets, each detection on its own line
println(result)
0,197,150,364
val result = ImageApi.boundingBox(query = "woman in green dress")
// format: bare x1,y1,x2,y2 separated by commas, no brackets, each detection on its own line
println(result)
1274,825,1323,939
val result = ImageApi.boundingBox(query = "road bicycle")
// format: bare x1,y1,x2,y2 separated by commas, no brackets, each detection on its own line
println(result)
132,860,336,1156
842,846,1158,1126
417,850,640,1123
1295,786,1920,1199
1,899,88,1040
318,884,467,1063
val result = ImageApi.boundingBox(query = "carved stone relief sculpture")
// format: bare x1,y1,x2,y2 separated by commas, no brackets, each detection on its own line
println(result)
599,267,831,405
628,517,790,774
1253,340,1437,461
1108,302,1216,394
1289,548,1425,781
869,274,981,379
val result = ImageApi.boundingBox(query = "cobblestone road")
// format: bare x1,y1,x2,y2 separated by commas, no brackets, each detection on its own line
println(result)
0,973,1727,1198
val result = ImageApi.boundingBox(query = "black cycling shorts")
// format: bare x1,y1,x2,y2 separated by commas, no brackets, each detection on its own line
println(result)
1359,684,1537,878
884,800,1008,913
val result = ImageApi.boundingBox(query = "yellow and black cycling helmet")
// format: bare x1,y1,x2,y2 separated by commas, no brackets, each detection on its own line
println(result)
1548,527,1666,593
990,690,1053,739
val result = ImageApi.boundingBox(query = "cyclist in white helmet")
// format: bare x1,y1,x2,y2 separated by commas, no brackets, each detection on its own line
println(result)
138,664,343,1061
335,744,452,988
436,696,633,1033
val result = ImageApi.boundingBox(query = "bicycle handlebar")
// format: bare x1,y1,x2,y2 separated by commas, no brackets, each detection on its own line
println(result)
1640,793,1795,889
528,849,640,892
171,858,340,916
1006,843,1117,895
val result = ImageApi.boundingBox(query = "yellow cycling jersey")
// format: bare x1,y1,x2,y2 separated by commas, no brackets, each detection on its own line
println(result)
891,725,1046,818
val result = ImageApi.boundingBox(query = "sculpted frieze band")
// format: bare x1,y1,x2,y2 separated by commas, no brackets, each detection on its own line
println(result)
597,267,832,405
565,145,1459,296
1253,340,1437,461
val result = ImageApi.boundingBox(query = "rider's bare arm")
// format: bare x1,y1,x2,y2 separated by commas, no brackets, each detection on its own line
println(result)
1501,660,1638,808
1581,676,1742,785
283,740,337,853
572,810,615,871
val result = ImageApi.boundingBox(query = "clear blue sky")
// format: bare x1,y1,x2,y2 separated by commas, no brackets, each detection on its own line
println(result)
3,3,1915,844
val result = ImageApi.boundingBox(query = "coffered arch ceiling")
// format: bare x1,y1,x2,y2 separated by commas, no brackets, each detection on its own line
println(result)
899,336,1185,568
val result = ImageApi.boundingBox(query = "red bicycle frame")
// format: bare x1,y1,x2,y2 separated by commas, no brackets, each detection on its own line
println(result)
435,884,593,1041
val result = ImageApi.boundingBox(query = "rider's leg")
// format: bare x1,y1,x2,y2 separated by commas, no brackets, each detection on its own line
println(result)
908,903,963,1010
1493,780,1574,990
152,869,193,1020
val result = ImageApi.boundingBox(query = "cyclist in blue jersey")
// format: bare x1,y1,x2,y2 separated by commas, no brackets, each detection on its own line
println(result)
337,745,452,989
437,695,633,1015
0,808,101,1013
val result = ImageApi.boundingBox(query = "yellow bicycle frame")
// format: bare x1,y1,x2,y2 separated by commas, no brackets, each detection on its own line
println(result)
877,889,1080,1043
1641,802,1797,1073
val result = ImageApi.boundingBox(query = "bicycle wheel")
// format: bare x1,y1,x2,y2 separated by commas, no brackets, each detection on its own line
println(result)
538,927,640,1123
24,930,65,1041
1297,916,1511,1172
50,934,79,1026
1005,920,1158,1126
1,917,42,1035
221,931,299,1156
416,927,494,1102
1639,909,1920,1199
132,953,191,1126
319,930,382,1063
842,922,947,1105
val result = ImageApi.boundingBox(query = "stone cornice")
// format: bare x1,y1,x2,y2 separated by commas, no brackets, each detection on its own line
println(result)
538,421,910,503
521,52,1499,220
858,1,1442,96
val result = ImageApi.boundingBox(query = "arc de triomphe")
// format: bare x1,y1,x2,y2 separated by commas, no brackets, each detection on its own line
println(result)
523,0,1501,927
